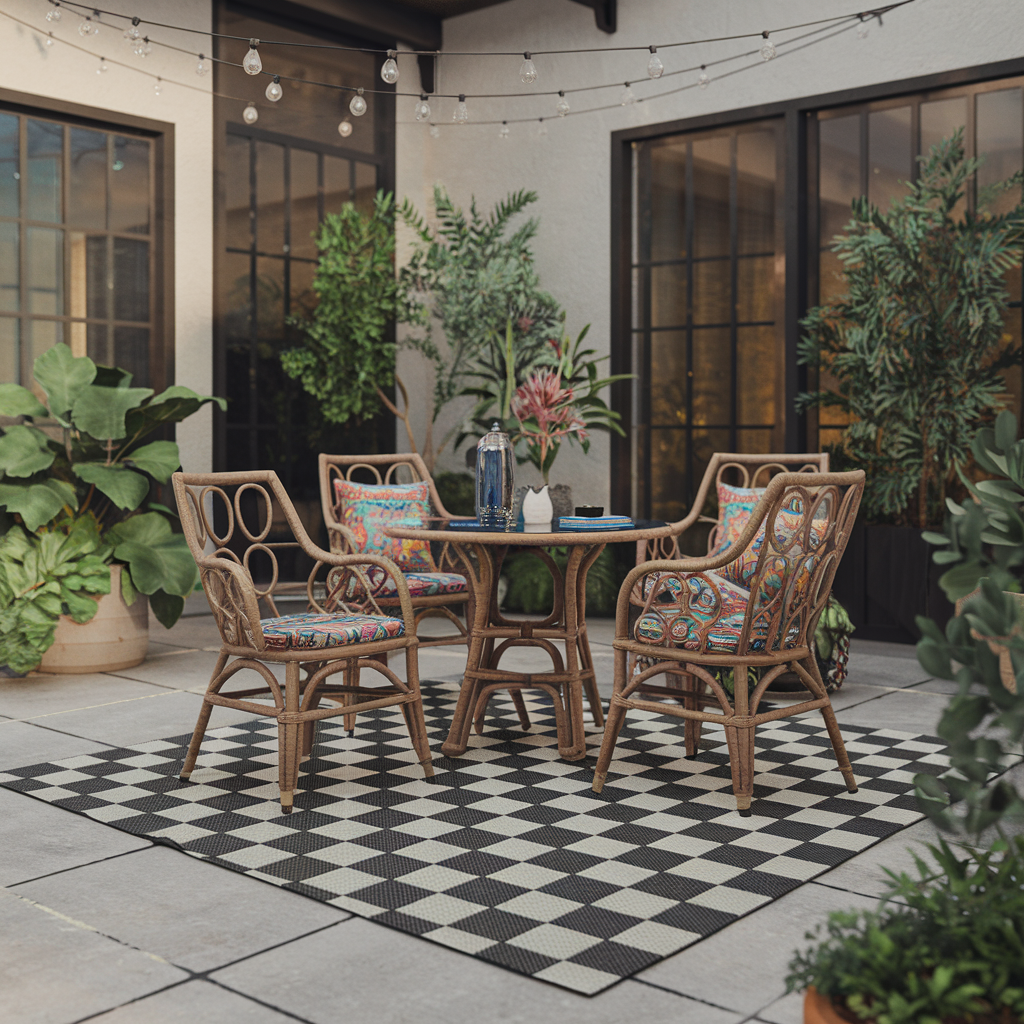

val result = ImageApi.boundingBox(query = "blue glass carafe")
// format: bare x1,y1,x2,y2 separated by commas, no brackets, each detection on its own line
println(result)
476,421,515,530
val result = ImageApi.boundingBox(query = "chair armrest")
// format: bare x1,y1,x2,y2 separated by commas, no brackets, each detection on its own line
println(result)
195,554,266,650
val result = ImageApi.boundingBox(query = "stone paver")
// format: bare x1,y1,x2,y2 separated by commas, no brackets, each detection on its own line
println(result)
84,980,296,1023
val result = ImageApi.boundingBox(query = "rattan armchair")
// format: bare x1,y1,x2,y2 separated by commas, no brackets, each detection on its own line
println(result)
594,470,865,815
319,452,469,648
172,469,433,815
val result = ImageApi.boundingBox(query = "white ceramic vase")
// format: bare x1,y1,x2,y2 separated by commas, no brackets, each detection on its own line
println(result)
521,485,554,526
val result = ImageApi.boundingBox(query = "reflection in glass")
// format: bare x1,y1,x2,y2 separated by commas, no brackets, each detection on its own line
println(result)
920,97,967,159
114,326,149,383
223,251,251,425
736,131,775,254
109,136,150,234
27,227,63,315
737,256,774,321
0,317,18,383
354,161,376,216
650,264,686,327
225,133,251,251
256,256,284,339
0,221,18,312
87,321,109,365
692,135,730,258
819,114,860,245
649,139,687,261
27,120,62,223
69,128,107,229
256,141,285,254
978,88,1024,216
290,148,319,259
692,327,730,425
868,106,911,209
692,259,729,325
113,238,149,321
0,113,19,218
28,318,62,368
323,155,351,213
289,258,317,319
649,331,686,427
737,326,777,426
650,427,689,522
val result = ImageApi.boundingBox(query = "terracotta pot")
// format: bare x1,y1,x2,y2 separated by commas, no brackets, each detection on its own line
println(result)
804,987,850,1024
38,565,149,674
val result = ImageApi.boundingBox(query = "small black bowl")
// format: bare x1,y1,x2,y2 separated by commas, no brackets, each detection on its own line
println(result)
575,505,604,518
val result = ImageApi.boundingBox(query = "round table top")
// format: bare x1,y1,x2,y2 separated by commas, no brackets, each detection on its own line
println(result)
385,517,671,547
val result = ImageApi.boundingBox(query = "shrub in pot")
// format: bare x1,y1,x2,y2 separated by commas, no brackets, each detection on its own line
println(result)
0,343,224,674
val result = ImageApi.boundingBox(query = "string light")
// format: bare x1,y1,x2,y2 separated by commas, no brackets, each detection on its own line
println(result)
45,3,61,23
698,64,710,88
499,121,509,138
45,32,54,46
132,36,151,57
349,88,367,116
380,49,399,84
242,39,262,75
537,118,548,137
153,77,162,95
78,15,95,36
196,54,210,76
519,51,537,84
97,56,108,73
338,119,353,137
429,124,440,138
453,94,469,123
556,91,569,117
647,45,664,78
857,16,870,37
414,94,431,121
265,75,282,101
123,16,138,41
242,102,258,124
620,82,635,105
760,31,776,60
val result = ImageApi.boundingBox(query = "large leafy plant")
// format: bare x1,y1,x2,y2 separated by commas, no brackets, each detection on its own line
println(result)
0,343,224,665
797,130,1024,528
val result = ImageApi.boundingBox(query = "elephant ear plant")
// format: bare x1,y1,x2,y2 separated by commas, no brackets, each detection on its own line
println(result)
0,343,225,673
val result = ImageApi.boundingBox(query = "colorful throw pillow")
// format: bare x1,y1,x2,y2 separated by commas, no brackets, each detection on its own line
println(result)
711,483,765,587
335,480,434,572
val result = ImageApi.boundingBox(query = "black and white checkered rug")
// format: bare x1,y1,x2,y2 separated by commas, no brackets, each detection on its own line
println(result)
0,684,947,995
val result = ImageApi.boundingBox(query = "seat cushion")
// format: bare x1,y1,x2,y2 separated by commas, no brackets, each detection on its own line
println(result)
335,479,434,572
389,571,467,598
260,613,405,651
635,607,800,654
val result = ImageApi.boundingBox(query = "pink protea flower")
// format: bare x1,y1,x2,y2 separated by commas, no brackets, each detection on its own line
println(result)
511,368,587,482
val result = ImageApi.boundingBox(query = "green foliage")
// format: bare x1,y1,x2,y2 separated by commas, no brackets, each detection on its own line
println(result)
797,130,1024,528
0,517,112,674
433,471,475,517
399,187,563,425
787,836,1024,1024
502,546,618,617
281,191,411,426
0,343,222,647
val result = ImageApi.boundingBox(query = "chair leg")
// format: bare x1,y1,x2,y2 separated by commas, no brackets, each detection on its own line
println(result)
179,653,228,781
592,647,631,794
677,671,705,759
401,644,433,778
510,691,532,731
278,662,302,814
802,656,858,793
343,661,358,735
724,720,756,816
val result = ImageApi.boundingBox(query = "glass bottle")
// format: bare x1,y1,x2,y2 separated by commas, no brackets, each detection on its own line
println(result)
476,422,515,530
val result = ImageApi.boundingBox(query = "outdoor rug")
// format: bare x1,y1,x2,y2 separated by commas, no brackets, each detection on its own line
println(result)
0,683,948,995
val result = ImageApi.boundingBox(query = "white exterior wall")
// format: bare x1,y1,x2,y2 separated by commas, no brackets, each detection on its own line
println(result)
397,0,1024,509
1,0,214,473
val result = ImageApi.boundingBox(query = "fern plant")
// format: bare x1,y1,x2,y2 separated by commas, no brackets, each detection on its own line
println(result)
798,130,1024,528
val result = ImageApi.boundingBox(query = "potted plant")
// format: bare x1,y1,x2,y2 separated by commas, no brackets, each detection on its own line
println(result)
0,343,224,675
798,130,1024,641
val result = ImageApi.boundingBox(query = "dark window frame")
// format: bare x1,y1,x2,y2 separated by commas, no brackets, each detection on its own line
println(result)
611,55,1024,518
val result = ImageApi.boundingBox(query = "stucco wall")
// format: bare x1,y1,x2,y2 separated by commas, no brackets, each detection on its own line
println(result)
396,0,1024,510
1,0,214,473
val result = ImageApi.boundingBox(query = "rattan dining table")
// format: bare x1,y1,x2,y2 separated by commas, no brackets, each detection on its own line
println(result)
385,517,671,762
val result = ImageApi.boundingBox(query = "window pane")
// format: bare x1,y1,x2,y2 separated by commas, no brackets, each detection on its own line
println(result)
109,136,150,234
114,325,149,384
256,256,284,341
737,428,773,454
27,120,62,223
0,113,19,218
649,331,686,427
736,130,775,254
290,148,319,259
0,221,18,312
649,139,687,261
27,227,62,315
650,428,688,522
692,259,729,325
0,317,18,383
690,428,731,500
323,155,351,213
225,133,251,251
977,88,1024,216
737,255,774,322
737,326,777,426
87,322,110,365
256,141,284,254
69,233,109,320
1001,307,1022,421
223,251,251,426
920,97,967,161
289,258,316,319
692,327,730,426
819,250,848,304
113,237,149,322
650,263,686,327
354,161,375,217
692,135,731,259
28,318,62,367
819,114,861,246
868,106,911,209
68,128,107,230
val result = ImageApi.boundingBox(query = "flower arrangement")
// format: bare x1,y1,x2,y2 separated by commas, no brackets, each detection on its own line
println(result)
511,367,587,483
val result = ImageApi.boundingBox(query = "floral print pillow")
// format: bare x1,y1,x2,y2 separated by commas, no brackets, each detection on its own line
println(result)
335,480,434,572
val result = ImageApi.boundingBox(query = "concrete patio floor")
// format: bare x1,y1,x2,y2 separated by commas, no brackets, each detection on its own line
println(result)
0,607,959,1024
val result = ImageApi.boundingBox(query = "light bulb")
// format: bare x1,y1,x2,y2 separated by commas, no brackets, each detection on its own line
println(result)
153,79,162,96
337,119,353,138
620,83,635,106
537,119,548,137
453,94,468,124
196,55,210,76
760,32,776,61
243,40,262,76
349,90,367,116
414,95,431,121
556,91,569,117
242,103,258,124
698,65,710,89
265,76,282,102
124,20,139,41
519,52,537,85
97,58,108,74
45,4,61,23
857,20,870,39
499,122,509,139
133,37,151,57
380,50,398,84
78,17,94,36
647,46,664,79
45,32,54,46
429,125,440,138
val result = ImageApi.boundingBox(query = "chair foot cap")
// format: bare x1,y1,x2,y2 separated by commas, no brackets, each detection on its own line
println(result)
592,772,606,794
178,773,192,782
347,730,354,738
737,807,752,817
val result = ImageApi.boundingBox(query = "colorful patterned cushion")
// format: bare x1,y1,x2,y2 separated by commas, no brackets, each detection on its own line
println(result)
634,607,799,654
389,571,467,598
260,613,405,651
711,483,765,586
335,479,434,572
